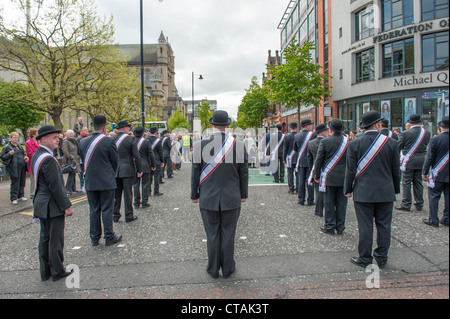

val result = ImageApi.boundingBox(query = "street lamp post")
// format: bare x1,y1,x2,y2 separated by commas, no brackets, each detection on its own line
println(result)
140,0,145,128
191,72,204,131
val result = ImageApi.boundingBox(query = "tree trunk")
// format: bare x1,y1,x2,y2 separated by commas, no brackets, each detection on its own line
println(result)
297,104,301,123
51,110,64,132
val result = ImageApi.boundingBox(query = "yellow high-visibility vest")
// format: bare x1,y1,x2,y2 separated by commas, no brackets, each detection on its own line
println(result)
182,135,191,147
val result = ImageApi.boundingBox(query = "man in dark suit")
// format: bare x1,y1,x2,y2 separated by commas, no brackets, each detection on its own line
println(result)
272,124,286,183
283,122,298,194
147,127,164,196
396,114,431,212
314,119,349,235
112,121,143,223
422,116,449,227
80,116,122,247
344,111,401,268
161,130,173,179
380,119,398,140
294,119,317,205
307,124,329,217
191,110,248,279
133,126,156,209
32,125,73,281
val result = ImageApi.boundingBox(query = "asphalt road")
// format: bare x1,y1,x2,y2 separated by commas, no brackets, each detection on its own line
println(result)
0,163,448,304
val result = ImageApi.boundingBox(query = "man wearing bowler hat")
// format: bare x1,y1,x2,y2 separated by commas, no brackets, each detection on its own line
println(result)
422,116,449,227
307,123,329,217
380,119,398,140
396,114,431,212
80,115,122,246
272,124,286,183
314,119,349,235
161,130,174,179
112,121,143,223
147,127,164,196
294,119,317,206
344,111,401,268
283,122,299,194
32,125,73,281
191,110,248,279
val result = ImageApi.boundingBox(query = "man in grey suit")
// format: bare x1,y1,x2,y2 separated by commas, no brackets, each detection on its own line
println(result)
344,111,401,268
32,125,73,281
422,116,449,227
80,115,122,246
396,114,431,212
191,110,249,279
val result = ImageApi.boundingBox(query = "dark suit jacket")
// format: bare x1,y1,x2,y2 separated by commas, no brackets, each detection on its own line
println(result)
80,132,119,191
307,136,325,170
344,131,401,203
398,126,431,170
294,130,317,168
283,131,298,163
422,131,449,183
136,137,156,174
191,132,249,211
161,135,172,158
32,147,72,219
314,134,348,187
112,132,143,178
380,128,399,140
147,135,164,164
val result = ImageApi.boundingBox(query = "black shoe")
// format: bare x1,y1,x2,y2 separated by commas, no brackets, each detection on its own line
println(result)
168,175,174,179
141,203,150,208
126,216,138,223
395,205,410,212
105,234,123,246
154,192,163,196
336,230,344,235
288,190,295,194
280,180,285,183
314,213,324,217
159,181,165,184
440,221,449,227
377,261,387,269
91,241,99,247
423,219,439,227
415,206,423,212
350,257,370,268
298,202,305,206
320,225,335,235
52,269,73,281
307,202,315,206
223,269,235,279
113,218,120,223
207,271,219,279
134,205,140,209
41,274,51,281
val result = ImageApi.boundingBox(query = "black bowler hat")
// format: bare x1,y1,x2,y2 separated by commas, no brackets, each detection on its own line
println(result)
36,125,62,141
315,124,328,134
161,130,170,135
301,119,313,127
276,124,283,131
408,114,421,124
360,111,384,129
150,127,159,134
439,116,449,129
381,119,390,127
209,110,232,126
328,119,344,133
289,122,298,129
116,120,132,129
134,126,145,137
91,115,109,127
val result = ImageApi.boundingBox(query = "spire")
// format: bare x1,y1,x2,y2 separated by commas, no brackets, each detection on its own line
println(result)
159,31,166,44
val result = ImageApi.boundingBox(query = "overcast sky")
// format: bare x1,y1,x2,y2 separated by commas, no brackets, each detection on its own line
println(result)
2,0,289,119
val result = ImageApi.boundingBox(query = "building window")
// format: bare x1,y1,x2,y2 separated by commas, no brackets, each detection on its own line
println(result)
422,31,449,72
382,38,414,77
355,6,374,41
356,48,375,83
145,70,151,87
382,0,414,31
422,0,449,21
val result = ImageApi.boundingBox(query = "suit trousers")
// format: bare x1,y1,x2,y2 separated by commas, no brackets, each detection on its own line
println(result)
39,214,66,280
314,181,324,217
151,165,161,194
10,162,26,201
200,207,240,277
133,172,151,206
297,167,314,204
400,168,424,210
354,201,393,265
273,157,285,182
427,181,449,225
163,156,173,178
114,177,135,221
287,168,296,192
87,189,115,242
323,186,347,232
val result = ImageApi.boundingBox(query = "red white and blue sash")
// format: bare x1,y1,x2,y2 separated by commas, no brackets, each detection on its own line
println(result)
137,138,145,151
308,163,315,186
271,134,285,161
286,149,297,169
427,151,449,188
32,152,54,189
83,133,107,192
400,127,426,172
151,137,161,150
115,133,128,149
199,134,236,188
388,130,393,138
295,131,314,172
356,134,389,179
318,136,349,192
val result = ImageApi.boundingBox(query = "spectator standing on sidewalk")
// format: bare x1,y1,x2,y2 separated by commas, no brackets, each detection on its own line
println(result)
25,128,40,199
61,129,81,195
0,132,29,204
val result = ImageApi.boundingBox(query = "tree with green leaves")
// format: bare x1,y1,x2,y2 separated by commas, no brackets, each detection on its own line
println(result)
0,81,45,139
168,108,190,131
197,101,213,132
264,40,331,120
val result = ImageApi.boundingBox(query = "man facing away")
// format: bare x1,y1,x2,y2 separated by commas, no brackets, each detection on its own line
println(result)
191,110,248,279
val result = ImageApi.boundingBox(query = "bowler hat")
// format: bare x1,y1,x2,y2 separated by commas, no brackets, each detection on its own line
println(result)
408,114,421,124
328,119,344,133
91,115,109,127
161,130,170,135
315,124,328,134
209,110,232,126
289,122,298,129
359,111,384,129
150,127,159,134
116,120,132,129
276,124,283,131
36,125,61,141
134,126,145,137
301,119,314,127
439,116,449,129
381,119,390,127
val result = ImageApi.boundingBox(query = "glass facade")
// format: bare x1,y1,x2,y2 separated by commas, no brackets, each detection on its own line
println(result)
422,0,449,21
382,38,415,77
382,0,414,31
422,31,449,72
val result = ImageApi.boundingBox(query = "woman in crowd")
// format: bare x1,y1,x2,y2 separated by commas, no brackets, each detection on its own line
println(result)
0,132,29,204
25,128,40,199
